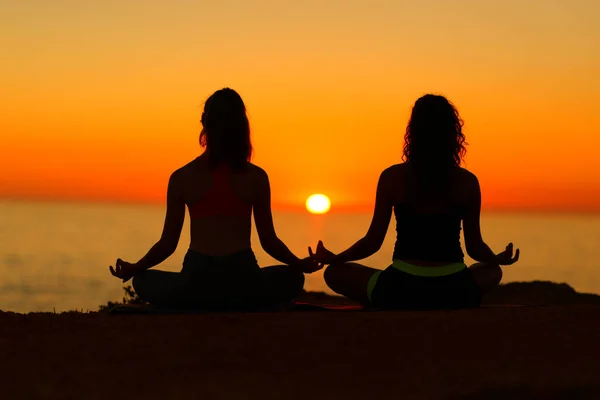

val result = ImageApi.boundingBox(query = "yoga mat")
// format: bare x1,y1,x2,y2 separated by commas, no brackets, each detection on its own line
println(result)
108,302,365,314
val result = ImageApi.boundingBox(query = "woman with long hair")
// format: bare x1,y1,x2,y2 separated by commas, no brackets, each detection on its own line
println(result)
109,88,320,310
311,94,519,309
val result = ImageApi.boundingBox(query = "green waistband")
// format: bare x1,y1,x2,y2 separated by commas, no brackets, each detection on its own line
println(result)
391,260,466,277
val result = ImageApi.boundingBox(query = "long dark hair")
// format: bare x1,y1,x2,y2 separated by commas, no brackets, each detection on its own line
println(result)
200,88,252,170
402,94,467,198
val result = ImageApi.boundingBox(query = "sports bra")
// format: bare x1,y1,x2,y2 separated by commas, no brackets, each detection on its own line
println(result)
392,202,464,263
188,166,252,219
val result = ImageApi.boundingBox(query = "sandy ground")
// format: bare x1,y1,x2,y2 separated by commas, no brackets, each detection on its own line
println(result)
2,305,600,400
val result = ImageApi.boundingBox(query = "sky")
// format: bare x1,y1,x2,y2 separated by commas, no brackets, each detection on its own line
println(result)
1,0,599,212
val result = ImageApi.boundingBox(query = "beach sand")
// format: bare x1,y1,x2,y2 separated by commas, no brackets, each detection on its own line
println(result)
2,301,600,400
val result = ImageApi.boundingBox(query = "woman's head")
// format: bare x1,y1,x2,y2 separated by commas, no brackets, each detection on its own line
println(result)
200,88,252,169
403,94,467,169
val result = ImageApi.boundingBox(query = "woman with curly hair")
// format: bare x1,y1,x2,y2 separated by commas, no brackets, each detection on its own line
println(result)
311,94,520,309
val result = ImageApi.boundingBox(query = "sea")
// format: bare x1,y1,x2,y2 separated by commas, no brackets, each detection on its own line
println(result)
1,200,599,313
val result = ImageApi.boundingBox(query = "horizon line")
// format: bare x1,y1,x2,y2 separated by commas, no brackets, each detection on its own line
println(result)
1,195,599,215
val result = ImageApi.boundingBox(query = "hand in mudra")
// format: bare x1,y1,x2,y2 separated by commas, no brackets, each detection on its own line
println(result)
496,243,520,265
109,259,138,282
309,240,336,265
294,255,323,274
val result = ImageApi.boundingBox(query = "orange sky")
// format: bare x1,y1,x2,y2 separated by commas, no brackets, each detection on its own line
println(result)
1,1,599,212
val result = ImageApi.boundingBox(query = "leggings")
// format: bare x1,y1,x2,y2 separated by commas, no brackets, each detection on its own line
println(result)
132,249,305,310
368,260,481,310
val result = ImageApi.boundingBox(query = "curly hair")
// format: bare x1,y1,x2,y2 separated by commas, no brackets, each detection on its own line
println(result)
402,94,467,169
200,88,252,170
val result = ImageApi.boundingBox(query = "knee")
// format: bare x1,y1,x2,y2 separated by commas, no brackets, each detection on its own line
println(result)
290,269,305,295
323,264,342,289
470,262,503,286
131,273,143,291
131,272,150,298
491,264,503,285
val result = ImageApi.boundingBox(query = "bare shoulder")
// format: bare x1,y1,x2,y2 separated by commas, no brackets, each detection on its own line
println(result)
381,163,406,181
244,163,270,203
457,167,479,185
383,163,404,175
455,167,481,197
170,158,199,181
171,165,187,181
246,162,269,182
163,165,191,200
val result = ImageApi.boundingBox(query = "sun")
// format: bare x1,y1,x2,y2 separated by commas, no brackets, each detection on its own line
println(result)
306,194,331,214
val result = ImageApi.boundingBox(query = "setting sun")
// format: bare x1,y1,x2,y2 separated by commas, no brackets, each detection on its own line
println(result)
306,194,331,214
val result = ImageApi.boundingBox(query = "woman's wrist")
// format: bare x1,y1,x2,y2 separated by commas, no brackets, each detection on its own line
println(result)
329,254,342,265
489,255,502,266
288,255,302,266
133,261,148,273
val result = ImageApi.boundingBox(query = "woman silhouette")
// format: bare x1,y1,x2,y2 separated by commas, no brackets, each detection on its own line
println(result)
311,94,519,309
110,88,320,309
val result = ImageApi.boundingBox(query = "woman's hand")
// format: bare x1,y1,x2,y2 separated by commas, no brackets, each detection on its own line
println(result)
109,259,138,282
293,256,324,274
495,243,520,265
309,240,337,265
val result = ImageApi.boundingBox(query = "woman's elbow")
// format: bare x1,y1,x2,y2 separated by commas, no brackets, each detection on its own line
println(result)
465,244,478,259
363,235,383,254
465,241,485,260
465,249,477,261
259,235,279,254
158,239,178,255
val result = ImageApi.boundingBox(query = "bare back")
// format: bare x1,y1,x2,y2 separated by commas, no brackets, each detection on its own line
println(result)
176,156,262,256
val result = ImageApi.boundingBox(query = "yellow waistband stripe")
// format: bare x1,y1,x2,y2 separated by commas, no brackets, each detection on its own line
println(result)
391,260,466,277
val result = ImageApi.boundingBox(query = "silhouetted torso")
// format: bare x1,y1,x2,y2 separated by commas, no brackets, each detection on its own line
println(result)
179,156,258,256
393,205,464,262
388,164,470,265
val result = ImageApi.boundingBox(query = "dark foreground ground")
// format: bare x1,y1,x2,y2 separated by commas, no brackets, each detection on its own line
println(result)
2,282,600,400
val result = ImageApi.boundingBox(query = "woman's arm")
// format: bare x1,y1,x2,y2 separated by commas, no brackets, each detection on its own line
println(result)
462,173,500,265
133,171,186,272
253,168,302,265
328,169,393,264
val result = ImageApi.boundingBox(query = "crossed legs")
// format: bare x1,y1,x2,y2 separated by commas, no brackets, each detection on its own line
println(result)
323,261,503,306
132,265,305,309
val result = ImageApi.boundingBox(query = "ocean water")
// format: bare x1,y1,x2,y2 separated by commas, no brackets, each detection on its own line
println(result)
1,200,599,313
